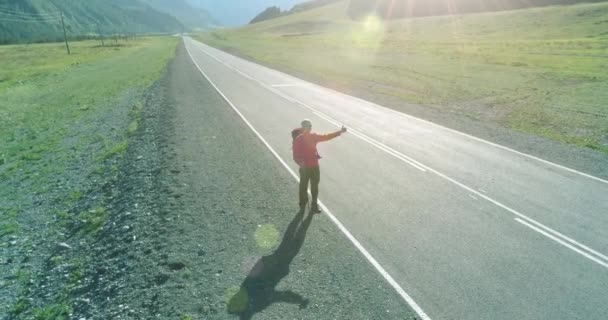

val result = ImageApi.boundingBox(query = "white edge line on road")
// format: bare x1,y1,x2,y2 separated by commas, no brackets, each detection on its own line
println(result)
515,218,608,269
184,41,432,320
271,83,309,88
190,38,608,266
203,42,608,186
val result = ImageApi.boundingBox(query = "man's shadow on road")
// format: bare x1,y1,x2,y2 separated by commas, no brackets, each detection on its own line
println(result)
227,207,314,319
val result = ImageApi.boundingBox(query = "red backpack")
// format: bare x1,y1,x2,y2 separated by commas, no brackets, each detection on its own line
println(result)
291,128,303,163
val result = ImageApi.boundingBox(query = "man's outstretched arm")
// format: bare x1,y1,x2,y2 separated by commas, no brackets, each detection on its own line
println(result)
314,126,347,143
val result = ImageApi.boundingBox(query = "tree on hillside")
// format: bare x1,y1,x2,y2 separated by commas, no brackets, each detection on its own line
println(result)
250,6,283,24
289,0,341,14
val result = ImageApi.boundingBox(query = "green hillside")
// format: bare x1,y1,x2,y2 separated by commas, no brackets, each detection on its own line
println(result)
0,0,184,44
197,0,608,154
250,0,341,24
347,0,608,19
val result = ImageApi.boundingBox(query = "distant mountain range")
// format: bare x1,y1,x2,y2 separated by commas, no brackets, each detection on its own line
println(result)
0,0,219,44
187,0,306,26
250,0,340,24
141,0,219,29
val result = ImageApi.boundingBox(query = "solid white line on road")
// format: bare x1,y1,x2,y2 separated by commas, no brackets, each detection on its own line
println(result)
349,128,428,172
270,83,309,87
515,218,608,269
189,38,608,267
184,41,432,320
313,111,427,172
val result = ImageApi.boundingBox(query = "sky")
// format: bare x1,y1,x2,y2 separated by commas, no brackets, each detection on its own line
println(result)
187,0,306,26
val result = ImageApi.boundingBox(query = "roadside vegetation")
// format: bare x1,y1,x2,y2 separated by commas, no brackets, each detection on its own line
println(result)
0,36,178,318
196,0,608,154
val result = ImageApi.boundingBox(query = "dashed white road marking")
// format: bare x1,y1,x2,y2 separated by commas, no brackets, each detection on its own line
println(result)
270,83,309,87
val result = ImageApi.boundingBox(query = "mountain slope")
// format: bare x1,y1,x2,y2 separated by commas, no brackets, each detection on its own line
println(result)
141,0,219,29
250,0,341,24
347,0,608,19
187,0,304,26
0,0,184,44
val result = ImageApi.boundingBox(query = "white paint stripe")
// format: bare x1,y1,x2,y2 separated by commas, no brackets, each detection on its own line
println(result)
515,218,608,269
270,83,308,87
184,40,432,320
312,111,342,126
349,130,427,172
266,85,298,103
312,111,427,172
189,38,608,266
348,128,428,171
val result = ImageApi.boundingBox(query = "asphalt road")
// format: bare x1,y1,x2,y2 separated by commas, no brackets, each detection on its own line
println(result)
183,37,608,320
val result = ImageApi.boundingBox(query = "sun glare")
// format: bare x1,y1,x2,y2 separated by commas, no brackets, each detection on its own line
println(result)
364,14,382,33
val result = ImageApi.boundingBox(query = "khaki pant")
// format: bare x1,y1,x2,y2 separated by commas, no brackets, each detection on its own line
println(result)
298,166,320,208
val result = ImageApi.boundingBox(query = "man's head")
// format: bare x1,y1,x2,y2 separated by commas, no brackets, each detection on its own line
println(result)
301,119,312,133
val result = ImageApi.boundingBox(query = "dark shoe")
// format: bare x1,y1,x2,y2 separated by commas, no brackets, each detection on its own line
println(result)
310,205,321,214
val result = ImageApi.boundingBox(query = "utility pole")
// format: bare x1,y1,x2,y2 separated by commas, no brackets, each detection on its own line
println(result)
97,24,105,47
60,12,70,55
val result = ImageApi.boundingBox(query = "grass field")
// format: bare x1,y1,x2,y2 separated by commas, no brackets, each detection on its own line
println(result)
195,0,608,154
0,37,178,317
0,38,178,181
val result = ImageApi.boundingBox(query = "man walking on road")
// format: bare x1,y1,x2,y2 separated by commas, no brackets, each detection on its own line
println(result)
292,119,347,213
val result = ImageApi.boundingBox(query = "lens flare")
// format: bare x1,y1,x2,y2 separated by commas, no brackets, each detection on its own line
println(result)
254,224,279,250
225,285,248,313
364,15,382,33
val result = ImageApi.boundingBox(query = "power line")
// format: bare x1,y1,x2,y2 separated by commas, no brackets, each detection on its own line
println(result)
0,13,61,20
0,7,61,17
0,12,61,20
0,8,62,23
0,17,60,23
